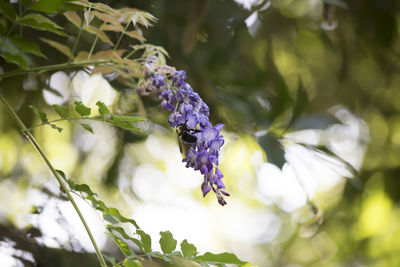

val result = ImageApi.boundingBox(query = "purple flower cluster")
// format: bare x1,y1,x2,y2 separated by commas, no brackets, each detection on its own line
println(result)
138,58,229,206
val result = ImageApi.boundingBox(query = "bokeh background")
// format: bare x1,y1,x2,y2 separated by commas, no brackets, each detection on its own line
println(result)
1,0,400,266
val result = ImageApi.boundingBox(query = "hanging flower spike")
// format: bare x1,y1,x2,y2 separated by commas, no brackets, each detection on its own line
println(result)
138,56,229,206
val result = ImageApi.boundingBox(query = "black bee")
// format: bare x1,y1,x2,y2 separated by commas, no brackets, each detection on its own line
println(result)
176,123,201,156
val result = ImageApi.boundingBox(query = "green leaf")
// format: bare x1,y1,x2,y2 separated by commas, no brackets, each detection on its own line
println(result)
53,104,69,119
66,179,76,190
258,133,285,169
96,101,111,116
29,105,48,123
74,183,95,196
0,51,31,68
105,119,142,133
123,259,142,267
56,169,66,180
40,37,73,58
268,108,293,134
0,0,16,21
0,36,32,68
180,239,197,258
9,35,46,58
19,13,67,36
80,123,94,133
137,230,151,253
268,67,292,121
99,115,147,133
86,195,107,212
104,255,118,266
103,213,119,224
106,225,142,251
74,101,91,116
195,252,247,265
49,123,63,132
1,51,31,69
112,115,147,123
107,207,140,229
147,251,173,263
29,0,67,14
108,233,133,256
288,78,308,129
159,231,177,254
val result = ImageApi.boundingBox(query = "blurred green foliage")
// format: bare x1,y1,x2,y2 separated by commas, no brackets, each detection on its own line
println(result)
1,0,400,266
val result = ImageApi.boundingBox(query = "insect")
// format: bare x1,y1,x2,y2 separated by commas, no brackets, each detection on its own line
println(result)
176,123,201,156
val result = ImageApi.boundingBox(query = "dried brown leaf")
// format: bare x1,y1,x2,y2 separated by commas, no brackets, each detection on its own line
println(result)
92,49,125,60
63,11,81,28
125,30,145,42
75,51,89,61
91,10,119,24
100,23,124,32
92,2,120,18
83,25,113,45
92,66,115,75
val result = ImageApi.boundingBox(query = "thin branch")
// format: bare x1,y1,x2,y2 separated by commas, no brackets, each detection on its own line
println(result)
0,93,107,267
88,35,99,60
27,117,84,130
26,116,109,131
0,60,112,79
71,28,83,60
113,22,130,52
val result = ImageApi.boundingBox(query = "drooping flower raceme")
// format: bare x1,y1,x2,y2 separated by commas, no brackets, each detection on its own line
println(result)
138,56,229,206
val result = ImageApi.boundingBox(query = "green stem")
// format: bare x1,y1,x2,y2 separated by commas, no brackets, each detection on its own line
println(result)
0,94,107,267
88,35,99,60
28,117,84,130
113,22,130,52
123,48,139,59
71,28,83,59
0,60,112,79
27,116,105,131
71,15,85,60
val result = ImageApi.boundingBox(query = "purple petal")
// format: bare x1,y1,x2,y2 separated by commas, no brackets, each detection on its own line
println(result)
217,195,227,206
215,123,224,132
215,167,224,179
200,165,208,175
210,139,224,153
199,115,210,128
201,181,211,197
186,112,198,129
203,127,219,140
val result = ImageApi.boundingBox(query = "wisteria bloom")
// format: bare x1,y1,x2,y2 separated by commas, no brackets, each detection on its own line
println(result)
138,56,229,206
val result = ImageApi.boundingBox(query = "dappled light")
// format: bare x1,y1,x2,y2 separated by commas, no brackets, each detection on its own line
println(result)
1,0,400,266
